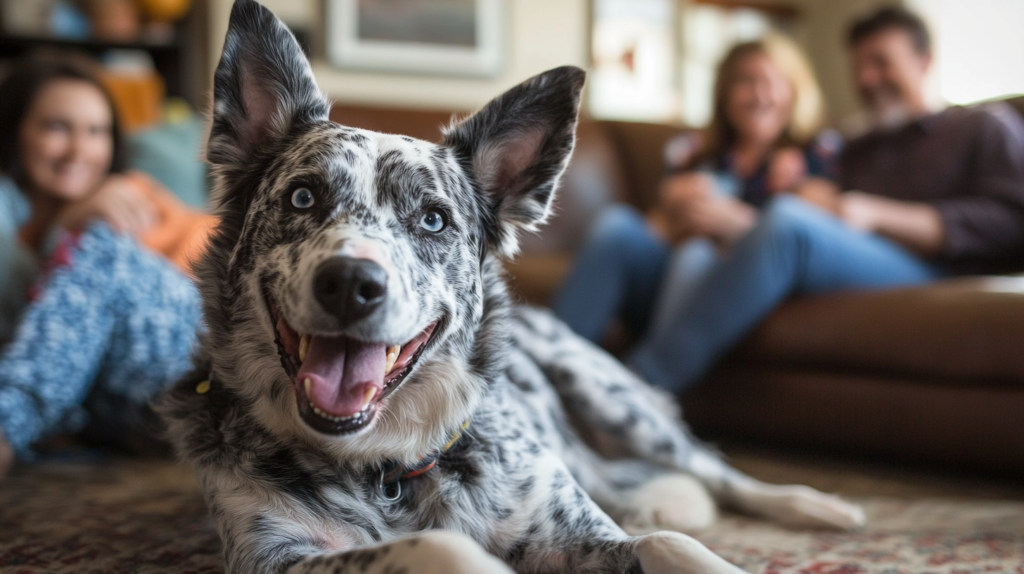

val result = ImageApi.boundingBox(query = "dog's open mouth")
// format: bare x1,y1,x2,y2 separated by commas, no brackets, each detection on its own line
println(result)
268,298,437,435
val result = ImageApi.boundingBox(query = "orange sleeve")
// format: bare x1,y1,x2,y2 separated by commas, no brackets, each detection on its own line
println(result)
129,172,217,276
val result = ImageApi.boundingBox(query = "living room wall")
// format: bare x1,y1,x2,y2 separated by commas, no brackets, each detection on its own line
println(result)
206,0,589,112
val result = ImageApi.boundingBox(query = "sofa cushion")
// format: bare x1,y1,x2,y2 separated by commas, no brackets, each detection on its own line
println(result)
127,117,208,209
683,366,1024,475
732,276,1024,383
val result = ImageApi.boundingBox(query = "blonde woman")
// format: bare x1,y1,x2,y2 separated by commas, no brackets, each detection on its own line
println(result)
553,34,920,392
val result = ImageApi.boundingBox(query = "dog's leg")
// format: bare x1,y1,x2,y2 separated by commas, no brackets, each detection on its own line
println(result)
487,442,747,574
509,531,746,574
287,531,514,574
512,307,865,531
204,467,512,574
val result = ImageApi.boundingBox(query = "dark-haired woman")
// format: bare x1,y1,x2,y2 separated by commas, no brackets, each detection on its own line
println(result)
0,54,213,478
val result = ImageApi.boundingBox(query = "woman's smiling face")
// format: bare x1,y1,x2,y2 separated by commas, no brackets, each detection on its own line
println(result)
726,52,795,146
19,79,114,202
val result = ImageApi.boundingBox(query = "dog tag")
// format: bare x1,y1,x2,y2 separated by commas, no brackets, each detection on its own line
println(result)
378,470,402,502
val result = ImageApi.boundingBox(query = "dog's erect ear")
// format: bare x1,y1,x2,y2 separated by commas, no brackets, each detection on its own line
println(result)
207,0,329,168
444,66,586,258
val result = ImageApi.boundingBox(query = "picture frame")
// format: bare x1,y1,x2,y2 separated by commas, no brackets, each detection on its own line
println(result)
326,0,504,77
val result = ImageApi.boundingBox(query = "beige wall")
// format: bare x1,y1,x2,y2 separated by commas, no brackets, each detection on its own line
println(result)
207,0,589,113
790,0,883,123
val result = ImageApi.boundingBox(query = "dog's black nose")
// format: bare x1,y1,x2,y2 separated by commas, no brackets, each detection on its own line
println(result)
313,257,387,325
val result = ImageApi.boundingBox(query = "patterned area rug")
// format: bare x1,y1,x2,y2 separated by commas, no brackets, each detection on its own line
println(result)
1,453,1022,573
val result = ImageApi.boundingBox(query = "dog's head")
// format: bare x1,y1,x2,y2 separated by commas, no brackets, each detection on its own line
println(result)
198,0,584,462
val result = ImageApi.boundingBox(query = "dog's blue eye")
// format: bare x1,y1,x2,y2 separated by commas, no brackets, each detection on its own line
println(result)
420,210,445,232
291,187,315,209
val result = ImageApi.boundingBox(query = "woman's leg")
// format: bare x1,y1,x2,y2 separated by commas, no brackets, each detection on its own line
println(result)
552,204,671,343
0,224,201,457
628,196,941,393
646,238,720,340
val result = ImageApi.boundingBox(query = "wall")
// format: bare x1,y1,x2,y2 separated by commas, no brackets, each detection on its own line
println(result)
790,0,906,124
207,0,589,112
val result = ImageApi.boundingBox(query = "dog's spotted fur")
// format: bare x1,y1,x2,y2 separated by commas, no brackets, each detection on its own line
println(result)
160,2,864,573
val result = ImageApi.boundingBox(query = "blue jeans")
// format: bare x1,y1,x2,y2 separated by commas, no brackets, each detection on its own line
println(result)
554,198,942,393
0,224,201,457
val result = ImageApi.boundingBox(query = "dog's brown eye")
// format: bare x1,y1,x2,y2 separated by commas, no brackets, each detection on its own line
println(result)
291,187,315,209
420,210,445,232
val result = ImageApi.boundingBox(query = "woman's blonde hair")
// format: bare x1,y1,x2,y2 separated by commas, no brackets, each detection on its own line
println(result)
695,33,824,166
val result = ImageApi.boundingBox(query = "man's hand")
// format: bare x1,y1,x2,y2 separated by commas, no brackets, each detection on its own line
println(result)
657,173,756,245
838,191,887,231
839,191,945,256
57,175,157,236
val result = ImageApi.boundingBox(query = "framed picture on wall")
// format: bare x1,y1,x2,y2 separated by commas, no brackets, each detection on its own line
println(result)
326,0,504,77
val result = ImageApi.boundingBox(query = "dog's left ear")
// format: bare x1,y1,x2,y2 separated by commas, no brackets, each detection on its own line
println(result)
207,0,329,171
444,66,586,258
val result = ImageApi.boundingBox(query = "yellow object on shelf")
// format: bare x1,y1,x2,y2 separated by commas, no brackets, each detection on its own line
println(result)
136,0,193,23
100,70,165,132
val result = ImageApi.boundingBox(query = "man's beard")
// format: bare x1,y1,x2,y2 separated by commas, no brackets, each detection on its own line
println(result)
872,102,913,130
862,86,913,131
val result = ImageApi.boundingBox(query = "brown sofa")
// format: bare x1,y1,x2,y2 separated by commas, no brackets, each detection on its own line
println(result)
331,98,1024,477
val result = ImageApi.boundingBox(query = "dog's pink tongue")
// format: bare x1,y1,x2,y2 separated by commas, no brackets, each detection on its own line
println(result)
297,336,386,417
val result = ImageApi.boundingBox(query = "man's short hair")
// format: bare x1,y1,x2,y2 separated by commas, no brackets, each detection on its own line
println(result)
847,6,931,55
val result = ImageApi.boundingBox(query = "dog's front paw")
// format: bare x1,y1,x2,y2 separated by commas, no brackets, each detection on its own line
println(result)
635,531,748,574
390,531,514,574
416,531,514,574
750,485,866,531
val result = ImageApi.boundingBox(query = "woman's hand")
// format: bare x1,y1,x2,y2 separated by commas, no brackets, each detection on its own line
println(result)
681,194,757,245
658,173,756,245
767,147,808,194
793,178,842,214
57,175,157,236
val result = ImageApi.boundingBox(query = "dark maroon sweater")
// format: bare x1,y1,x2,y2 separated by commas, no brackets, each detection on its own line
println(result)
840,103,1024,275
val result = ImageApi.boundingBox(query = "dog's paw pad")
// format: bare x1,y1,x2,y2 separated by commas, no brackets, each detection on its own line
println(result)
766,486,866,531
621,474,717,535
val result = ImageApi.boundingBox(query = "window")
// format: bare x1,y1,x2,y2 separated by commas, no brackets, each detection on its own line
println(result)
589,0,800,125
909,0,1024,105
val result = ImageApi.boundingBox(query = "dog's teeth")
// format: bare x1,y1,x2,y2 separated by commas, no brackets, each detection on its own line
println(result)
303,377,311,397
384,345,401,374
362,386,377,407
299,335,309,362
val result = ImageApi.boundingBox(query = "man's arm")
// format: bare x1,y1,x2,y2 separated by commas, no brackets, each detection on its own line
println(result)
925,105,1024,262
794,178,945,255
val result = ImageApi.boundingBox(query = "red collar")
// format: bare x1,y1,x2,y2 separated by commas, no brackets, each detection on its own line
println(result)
378,419,470,501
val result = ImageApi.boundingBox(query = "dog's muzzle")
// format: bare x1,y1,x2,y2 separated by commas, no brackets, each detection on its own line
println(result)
267,258,439,436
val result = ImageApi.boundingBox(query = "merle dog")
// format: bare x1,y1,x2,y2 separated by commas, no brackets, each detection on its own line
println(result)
161,2,864,573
